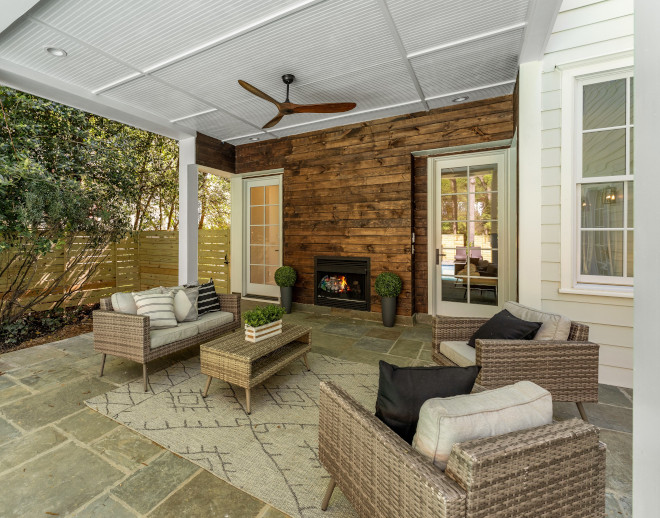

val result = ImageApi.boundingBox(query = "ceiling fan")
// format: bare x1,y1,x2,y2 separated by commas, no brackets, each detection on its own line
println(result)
238,74,357,129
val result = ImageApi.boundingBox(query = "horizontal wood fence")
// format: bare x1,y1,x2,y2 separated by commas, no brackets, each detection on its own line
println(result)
0,230,230,313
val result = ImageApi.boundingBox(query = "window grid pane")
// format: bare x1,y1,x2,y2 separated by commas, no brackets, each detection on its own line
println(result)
578,72,633,284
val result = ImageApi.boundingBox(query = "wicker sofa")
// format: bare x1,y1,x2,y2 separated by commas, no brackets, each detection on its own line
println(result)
318,381,606,517
93,293,241,391
432,315,599,421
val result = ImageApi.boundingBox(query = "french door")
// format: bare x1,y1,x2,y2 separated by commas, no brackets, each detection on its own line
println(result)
244,176,282,297
431,152,512,317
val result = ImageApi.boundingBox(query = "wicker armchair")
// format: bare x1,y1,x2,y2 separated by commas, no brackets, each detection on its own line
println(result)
318,381,605,518
93,293,241,391
432,316,599,421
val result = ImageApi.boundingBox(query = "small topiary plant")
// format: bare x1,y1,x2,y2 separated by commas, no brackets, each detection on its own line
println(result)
243,304,286,327
374,272,403,298
274,266,297,287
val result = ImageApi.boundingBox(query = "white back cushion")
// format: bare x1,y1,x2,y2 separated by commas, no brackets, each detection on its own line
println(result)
504,301,572,340
165,286,199,322
133,291,178,329
111,287,161,315
412,381,552,470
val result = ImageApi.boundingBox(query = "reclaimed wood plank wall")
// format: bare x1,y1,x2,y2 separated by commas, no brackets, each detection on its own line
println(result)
196,132,235,173
235,96,514,315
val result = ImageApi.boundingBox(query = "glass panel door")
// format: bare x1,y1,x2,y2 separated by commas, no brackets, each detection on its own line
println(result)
434,154,505,317
245,176,281,297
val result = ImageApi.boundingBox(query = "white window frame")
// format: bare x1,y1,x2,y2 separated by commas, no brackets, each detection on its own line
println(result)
559,52,634,298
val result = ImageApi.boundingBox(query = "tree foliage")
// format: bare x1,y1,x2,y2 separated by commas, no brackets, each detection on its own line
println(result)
0,86,230,324
0,87,137,322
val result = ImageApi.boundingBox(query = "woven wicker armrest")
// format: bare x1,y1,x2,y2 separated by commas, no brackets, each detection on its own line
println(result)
216,293,241,323
475,339,600,402
319,381,466,518
93,310,150,361
433,316,488,354
445,419,605,516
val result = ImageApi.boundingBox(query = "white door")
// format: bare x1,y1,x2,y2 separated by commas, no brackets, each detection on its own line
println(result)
244,176,282,297
431,152,511,317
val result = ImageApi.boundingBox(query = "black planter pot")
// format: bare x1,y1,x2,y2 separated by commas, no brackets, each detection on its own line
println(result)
280,286,293,313
381,296,397,327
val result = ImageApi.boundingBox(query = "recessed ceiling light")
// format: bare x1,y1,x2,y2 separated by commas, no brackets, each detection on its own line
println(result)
45,47,67,57
452,96,469,103
249,137,260,141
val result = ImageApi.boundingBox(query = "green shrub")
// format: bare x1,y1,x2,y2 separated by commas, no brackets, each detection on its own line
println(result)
374,272,403,298
243,304,285,327
274,266,297,287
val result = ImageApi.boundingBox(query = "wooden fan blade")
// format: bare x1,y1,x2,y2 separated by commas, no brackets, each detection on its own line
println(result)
238,80,280,106
262,112,284,129
290,102,356,114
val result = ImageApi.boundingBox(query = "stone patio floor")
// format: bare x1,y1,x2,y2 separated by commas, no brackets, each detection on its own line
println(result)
0,304,632,517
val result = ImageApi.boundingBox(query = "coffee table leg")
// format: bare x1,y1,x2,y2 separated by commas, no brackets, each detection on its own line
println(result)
303,353,310,371
246,388,251,414
202,375,213,398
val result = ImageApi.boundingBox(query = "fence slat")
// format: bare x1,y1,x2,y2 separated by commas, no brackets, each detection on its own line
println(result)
0,230,230,312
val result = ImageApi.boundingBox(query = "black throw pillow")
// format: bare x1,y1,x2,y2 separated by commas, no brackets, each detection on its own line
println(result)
196,279,222,315
375,361,480,444
467,309,542,347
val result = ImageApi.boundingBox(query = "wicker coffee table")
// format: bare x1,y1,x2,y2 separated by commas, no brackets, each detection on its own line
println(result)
200,323,312,414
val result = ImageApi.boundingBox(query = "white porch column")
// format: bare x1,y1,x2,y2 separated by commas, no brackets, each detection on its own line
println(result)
633,1,660,514
517,61,543,308
178,137,198,285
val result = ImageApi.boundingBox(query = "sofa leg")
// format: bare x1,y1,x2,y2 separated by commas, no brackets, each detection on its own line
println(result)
143,364,149,392
576,402,589,422
321,478,336,511
99,354,106,377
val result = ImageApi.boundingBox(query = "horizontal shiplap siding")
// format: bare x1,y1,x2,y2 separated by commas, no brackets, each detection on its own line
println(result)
541,0,634,387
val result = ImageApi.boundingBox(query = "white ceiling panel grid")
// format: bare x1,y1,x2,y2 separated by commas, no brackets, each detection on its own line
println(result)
0,0,556,142
101,75,214,121
385,0,530,54
411,28,524,99
153,0,404,109
29,0,312,71
0,18,134,91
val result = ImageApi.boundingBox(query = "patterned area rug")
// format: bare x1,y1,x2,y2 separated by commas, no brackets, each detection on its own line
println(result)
86,353,380,518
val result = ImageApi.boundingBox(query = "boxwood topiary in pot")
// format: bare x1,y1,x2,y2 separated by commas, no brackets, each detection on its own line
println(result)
274,266,297,313
374,272,402,327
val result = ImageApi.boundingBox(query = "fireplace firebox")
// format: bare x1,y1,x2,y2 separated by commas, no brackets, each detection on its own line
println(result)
314,257,370,311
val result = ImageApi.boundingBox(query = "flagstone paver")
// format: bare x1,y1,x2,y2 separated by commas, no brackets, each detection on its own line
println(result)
0,304,633,517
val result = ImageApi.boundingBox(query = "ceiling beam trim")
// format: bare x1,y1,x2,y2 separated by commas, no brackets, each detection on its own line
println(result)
424,80,516,102
519,0,563,63
0,0,40,34
0,58,195,140
407,22,528,59
170,108,218,123
374,0,429,111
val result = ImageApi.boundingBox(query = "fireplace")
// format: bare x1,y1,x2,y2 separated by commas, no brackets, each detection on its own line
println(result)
314,256,370,311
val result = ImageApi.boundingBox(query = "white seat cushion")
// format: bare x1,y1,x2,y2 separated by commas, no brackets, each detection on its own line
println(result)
412,381,553,470
150,321,199,349
504,301,572,340
439,341,476,367
195,311,234,334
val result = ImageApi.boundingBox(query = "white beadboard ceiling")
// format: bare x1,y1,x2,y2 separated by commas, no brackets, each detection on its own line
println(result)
0,0,560,145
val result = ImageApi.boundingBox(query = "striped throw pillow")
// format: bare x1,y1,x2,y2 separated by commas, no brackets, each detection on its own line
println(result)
133,291,178,329
196,279,222,315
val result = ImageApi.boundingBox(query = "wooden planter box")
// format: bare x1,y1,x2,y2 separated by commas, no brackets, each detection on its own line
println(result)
245,320,283,343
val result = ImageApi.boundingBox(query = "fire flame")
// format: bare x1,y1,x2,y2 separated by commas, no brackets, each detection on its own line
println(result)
339,276,349,292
